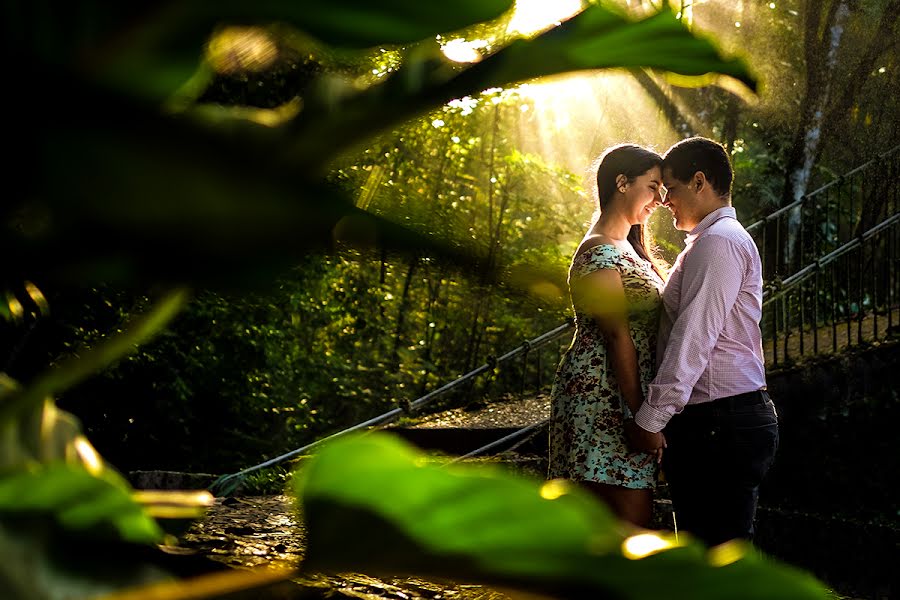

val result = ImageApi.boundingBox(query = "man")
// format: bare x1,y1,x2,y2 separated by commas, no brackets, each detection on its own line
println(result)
626,136,778,548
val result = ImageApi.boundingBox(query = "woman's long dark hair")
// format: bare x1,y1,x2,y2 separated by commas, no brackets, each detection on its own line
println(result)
592,144,668,280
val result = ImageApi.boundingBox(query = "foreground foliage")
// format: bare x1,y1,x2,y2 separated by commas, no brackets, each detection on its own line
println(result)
0,0,832,598
294,433,830,600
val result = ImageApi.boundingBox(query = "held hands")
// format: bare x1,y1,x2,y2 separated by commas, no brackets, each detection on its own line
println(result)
624,419,666,464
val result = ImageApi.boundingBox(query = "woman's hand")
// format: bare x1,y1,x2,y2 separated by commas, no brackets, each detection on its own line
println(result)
653,433,667,464
624,419,666,454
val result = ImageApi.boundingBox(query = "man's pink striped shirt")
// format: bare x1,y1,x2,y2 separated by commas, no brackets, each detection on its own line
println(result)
634,207,767,433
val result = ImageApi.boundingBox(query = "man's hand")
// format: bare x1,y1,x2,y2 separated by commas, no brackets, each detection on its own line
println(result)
624,419,666,462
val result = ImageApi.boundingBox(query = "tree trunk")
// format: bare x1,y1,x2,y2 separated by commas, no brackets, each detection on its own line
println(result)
783,0,851,206
772,0,852,278
390,255,418,368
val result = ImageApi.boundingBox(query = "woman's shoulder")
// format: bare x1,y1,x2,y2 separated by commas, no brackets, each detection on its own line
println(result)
571,236,626,277
574,235,622,261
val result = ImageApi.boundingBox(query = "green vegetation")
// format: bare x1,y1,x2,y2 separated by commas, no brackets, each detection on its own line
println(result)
2,0,897,597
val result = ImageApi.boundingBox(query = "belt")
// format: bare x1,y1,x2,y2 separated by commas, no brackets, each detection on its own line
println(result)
683,389,769,414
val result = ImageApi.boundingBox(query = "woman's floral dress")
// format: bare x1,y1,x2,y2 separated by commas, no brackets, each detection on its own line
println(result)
548,244,664,489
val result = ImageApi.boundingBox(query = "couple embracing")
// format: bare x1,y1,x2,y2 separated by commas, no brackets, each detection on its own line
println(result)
548,137,779,548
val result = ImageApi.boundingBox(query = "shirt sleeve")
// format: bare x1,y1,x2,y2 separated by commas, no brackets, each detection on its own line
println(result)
634,234,747,432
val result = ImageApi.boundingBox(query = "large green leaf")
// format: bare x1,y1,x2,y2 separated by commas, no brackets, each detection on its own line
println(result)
6,0,513,103
294,433,829,599
286,4,756,169
2,69,487,290
0,290,188,423
0,465,163,544
214,0,516,48
479,5,756,89
0,467,205,599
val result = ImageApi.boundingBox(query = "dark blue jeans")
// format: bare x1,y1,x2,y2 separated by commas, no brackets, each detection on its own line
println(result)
662,390,779,547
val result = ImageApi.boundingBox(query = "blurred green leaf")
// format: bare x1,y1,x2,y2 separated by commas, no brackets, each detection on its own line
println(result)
0,375,97,470
294,433,829,599
479,5,756,90
0,293,15,323
4,71,487,289
0,282,49,325
7,0,514,103
0,464,163,544
287,4,756,169
0,289,188,423
231,0,515,48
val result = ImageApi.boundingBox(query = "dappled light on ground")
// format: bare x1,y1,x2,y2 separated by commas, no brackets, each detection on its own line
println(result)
179,496,514,598
407,393,551,429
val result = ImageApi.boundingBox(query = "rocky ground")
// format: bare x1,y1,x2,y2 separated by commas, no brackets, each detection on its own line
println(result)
166,395,571,598
175,494,517,599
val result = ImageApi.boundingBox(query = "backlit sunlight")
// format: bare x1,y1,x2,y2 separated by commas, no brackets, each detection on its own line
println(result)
540,478,572,500
622,532,680,559
206,26,278,74
507,0,584,36
440,38,489,63
73,436,103,475
511,72,684,177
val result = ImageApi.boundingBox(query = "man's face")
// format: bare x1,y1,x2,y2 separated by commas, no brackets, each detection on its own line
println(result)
662,167,700,232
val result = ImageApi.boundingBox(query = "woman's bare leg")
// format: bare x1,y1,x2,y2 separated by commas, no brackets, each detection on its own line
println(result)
581,480,654,529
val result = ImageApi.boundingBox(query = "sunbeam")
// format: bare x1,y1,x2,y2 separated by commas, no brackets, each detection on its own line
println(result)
512,72,681,177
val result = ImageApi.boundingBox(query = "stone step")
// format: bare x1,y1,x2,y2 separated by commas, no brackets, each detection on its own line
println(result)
386,425,548,457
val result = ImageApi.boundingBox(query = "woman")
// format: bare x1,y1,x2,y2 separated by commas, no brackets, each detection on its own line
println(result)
548,143,667,528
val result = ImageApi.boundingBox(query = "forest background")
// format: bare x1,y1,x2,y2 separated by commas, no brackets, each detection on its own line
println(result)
3,0,897,477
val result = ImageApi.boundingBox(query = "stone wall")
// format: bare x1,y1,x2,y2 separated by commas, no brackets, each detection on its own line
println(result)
755,341,899,598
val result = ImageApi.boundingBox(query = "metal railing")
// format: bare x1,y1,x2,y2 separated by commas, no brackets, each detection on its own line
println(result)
209,321,574,494
761,212,900,368
746,145,900,282
403,320,573,413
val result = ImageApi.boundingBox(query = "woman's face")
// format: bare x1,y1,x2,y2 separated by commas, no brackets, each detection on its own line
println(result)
622,165,664,225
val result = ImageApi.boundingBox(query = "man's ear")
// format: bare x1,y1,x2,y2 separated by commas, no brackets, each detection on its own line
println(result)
693,171,707,193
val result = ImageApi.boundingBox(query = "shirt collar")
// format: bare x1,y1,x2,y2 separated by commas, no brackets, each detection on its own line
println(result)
686,206,736,242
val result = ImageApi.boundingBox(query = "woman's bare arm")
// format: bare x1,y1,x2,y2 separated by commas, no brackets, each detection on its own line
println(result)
571,267,644,415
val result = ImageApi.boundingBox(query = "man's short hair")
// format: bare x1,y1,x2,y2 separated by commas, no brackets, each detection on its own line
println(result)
663,137,733,197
